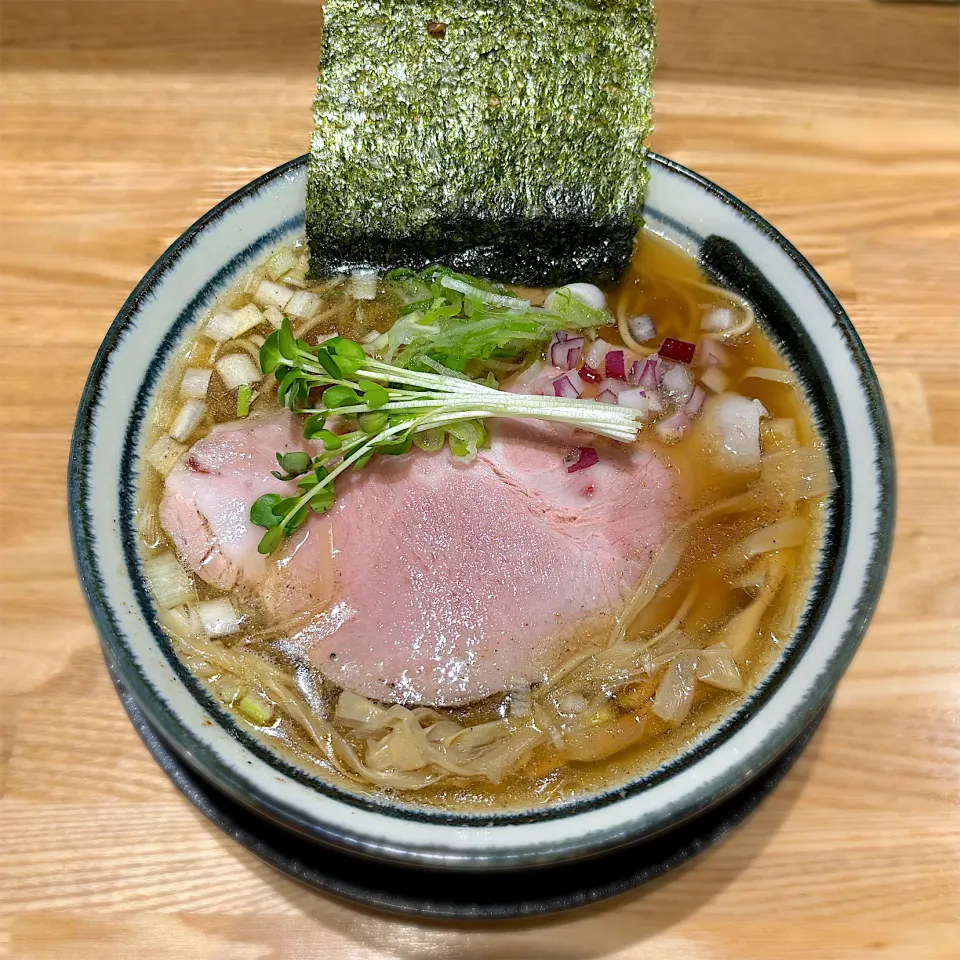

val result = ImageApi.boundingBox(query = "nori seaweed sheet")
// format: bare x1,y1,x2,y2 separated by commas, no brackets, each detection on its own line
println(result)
307,0,656,286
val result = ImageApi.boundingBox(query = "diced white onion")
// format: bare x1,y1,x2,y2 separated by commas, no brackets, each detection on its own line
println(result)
702,394,767,472
197,598,241,638
264,247,299,281
351,269,378,301
546,283,606,312
700,367,730,394
263,305,284,329
285,289,323,320
168,399,206,443
742,366,797,385
179,367,212,399
253,280,294,311
146,435,187,477
696,338,729,367
625,315,656,343
655,411,691,442
205,303,265,342
144,551,195,609
215,353,262,390
617,387,661,420
701,306,736,333
584,338,614,370
660,362,695,405
696,644,744,691
179,368,212,403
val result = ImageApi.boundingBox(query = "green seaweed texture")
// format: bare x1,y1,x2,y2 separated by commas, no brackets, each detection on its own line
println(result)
308,0,656,286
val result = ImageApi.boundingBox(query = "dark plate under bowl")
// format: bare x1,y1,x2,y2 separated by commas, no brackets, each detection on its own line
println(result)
111,658,826,920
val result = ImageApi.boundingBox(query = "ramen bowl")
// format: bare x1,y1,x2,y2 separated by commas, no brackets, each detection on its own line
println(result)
69,154,894,872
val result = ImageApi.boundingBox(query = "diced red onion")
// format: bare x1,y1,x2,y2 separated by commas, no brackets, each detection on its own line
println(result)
655,411,691,442
639,355,661,391
684,385,707,417
552,370,584,398
659,338,697,364
550,333,585,370
566,447,599,473
604,350,626,381
660,362,695,406
595,379,627,404
697,338,729,367
627,359,643,386
626,315,656,343
579,366,601,384
597,377,628,397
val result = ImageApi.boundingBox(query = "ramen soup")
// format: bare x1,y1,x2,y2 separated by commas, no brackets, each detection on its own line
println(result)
137,232,831,810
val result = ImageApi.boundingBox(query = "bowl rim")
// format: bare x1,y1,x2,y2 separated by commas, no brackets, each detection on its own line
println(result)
69,153,895,869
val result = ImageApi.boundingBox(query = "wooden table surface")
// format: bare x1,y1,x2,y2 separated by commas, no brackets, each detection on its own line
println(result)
2,1,959,957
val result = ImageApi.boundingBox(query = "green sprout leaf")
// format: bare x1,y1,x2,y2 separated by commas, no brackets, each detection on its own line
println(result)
358,378,389,409
309,484,336,514
352,449,375,470
278,318,298,362
272,451,312,480
376,432,413,456
358,410,389,434
328,338,365,378
250,493,284,529
315,348,343,379
322,385,360,409
316,429,342,451
259,331,283,375
303,413,327,439
328,337,366,364
258,526,286,555
277,367,303,409
284,506,308,533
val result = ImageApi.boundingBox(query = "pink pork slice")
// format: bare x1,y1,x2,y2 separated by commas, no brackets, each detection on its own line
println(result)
161,413,680,707
160,415,333,621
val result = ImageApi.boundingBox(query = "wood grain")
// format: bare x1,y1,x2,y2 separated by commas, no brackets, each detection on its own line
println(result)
1,1,959,956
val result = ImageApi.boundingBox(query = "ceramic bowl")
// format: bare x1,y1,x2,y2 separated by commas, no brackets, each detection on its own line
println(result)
70,154,894,872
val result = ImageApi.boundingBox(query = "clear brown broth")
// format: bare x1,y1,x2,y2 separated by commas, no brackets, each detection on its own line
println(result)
138,230,827,811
